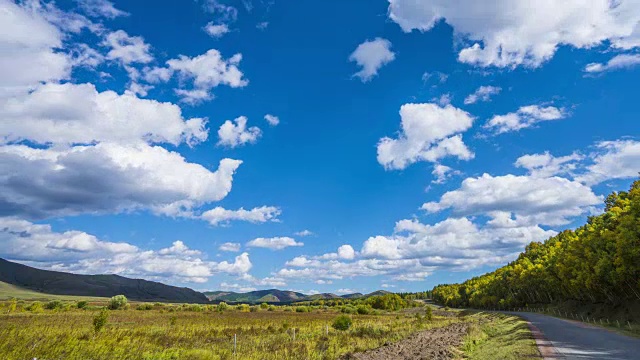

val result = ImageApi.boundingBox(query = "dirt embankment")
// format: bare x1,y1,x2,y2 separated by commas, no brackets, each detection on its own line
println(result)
341,322,469,360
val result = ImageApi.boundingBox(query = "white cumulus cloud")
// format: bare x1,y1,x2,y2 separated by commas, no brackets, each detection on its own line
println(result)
201,206,281,226
388,0,640,68
377,103,474,170
0,143,242,219
349,38,396,82
422,174,601,226
0,82,208,146
217,116,262,147
585,54,640,73
485,105,566,134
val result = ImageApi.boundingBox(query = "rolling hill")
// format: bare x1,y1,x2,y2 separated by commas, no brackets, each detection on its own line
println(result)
204,289,388,303
0,258,209,303
204,289,307,303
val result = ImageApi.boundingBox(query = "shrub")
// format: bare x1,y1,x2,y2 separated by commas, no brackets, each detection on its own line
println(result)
356,305,371,315
93,308,109,334
237,304,250,312
187,304,203,312
260,302,269,309
8,299,17,313
295,306,309,313
425,306,433,321
136,303,154,311
268,305,276,311
217,302,229,312
108,295,128,310
76,301,88,309
353,325,385,338
341,305,357,314
332,315,352,331
250,306,259,312
45,300,63,310
26,301,43,313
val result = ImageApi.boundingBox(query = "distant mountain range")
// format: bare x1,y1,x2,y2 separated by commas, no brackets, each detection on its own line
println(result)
0,258,393,304
0,258,209,303
204,289,390,303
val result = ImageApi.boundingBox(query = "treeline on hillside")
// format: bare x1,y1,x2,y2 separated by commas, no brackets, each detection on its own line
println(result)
397,291,431,300
432,180,640,308
300,294,420,312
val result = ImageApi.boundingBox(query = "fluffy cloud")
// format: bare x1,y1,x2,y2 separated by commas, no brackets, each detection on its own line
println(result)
157,241,202,256
349,38,396,82
215,252,252,275
279,257,436,282
388,0,640,68
219,242,241,252
464,86,502,105
204,22,230,38
217,116,262,147
515,152,583,178
485,105,566,134
576,140,640,185
247,237,304,250
0,218,251,283
278,213,559,284
0,143,241,219
264,114,280,126
0,82,208,146
337,245,356,260
377,103,474,170
145,49,247,103
201,206,281,226
0,0,70,96
103,30,153,65
515,139,640,185
585,54,640,73
422,174,601,226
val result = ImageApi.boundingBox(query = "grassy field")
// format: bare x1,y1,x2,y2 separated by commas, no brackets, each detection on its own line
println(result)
0,300,461,360
0,281,106,302
459,312,540,360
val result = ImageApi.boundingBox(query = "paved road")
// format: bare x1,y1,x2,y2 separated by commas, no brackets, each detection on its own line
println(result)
507,312,640,359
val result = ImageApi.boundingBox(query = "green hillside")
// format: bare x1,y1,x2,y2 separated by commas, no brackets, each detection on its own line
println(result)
0,281,105,301
432,179,640,310
0,259,209,303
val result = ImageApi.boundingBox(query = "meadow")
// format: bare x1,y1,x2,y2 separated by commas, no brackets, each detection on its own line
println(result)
0,299,461,360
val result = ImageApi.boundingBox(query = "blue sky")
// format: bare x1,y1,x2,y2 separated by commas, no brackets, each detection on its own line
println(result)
1,0,640,295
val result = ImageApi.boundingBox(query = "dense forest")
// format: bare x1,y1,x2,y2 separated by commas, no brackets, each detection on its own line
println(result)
432,179,640,309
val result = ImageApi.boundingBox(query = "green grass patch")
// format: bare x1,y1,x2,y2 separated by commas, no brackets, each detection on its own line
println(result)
459,313,541,360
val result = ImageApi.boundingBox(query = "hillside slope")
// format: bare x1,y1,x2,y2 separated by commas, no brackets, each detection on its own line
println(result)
0,259,209,303
432,180,640,309
204,289,307,303
205,290,390,303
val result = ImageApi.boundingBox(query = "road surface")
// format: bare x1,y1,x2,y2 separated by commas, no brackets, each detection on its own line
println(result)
507,312,640,359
